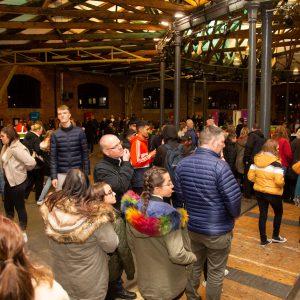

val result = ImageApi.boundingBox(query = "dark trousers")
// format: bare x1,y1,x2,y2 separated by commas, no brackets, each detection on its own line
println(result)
131,168,148,195
4,178,28,230
243,164,254,198
25,168,44,201
256,192,283,242
105,277,123,300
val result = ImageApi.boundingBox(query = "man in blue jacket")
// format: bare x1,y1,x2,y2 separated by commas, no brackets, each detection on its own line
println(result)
50,105,89,190
175,125,241,300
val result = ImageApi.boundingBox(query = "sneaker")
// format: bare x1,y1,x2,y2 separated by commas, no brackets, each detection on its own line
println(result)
260,239,272,246
272,236,287,243
224,269,229,276
22,232,28,243
202,280,207,287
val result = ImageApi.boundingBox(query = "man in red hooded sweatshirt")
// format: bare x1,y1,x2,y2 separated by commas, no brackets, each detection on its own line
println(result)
130,120,156,194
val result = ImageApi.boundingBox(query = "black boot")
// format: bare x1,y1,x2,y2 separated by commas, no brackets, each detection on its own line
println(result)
116,288,137,299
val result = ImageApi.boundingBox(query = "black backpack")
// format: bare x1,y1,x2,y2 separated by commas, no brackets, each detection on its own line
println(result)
164,144,184,183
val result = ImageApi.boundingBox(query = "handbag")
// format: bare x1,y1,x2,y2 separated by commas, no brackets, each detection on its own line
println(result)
292,161,300,175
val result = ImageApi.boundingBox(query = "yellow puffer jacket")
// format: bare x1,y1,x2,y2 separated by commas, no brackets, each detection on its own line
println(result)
248,152,284,196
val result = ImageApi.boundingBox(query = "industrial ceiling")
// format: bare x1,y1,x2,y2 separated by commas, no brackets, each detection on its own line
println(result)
0,0,299,81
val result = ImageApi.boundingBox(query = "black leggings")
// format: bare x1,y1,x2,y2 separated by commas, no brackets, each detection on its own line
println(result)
256,192,283,242
4,178,28,230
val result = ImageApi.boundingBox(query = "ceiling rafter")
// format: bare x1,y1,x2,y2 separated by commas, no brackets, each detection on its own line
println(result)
0,21,165,31
0,4,174,22
0,32,165,41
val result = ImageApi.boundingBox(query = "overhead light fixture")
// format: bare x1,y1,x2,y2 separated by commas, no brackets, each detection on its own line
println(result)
175,12,184,18
160,21,169,27
233,54,241,66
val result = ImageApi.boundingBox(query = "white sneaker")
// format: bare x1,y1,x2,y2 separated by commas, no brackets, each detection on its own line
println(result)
202,280,207,287
22,232,28,243
224,269,229,276
272,236,287,243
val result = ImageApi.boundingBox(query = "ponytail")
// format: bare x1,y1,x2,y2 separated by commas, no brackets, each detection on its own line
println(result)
0,256,34,300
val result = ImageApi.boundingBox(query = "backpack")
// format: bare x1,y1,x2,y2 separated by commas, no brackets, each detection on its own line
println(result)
164,144,184,183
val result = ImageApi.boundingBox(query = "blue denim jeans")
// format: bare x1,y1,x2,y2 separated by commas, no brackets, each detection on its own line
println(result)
38,176,52,202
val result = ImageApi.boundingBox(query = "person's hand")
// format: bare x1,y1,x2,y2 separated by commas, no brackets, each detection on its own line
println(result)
150,149,156,157
52,179,58,188
122,148,130,161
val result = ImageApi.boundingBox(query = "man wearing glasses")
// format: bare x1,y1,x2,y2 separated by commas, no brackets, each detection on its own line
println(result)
94,134,134,210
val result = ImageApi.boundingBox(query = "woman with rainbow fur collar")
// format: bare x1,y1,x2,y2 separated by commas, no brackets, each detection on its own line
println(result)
121,166,196,300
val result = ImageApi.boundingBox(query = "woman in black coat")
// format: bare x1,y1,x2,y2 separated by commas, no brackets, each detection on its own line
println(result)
23,122,44,202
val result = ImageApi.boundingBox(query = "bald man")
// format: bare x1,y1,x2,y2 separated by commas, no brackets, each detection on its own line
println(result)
93,134,134,209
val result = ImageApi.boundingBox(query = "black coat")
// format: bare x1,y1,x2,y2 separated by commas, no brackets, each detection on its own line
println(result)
50,125,89,179
23,131,43,155
93,155,134,209
243,130,265,166
224,139,237,174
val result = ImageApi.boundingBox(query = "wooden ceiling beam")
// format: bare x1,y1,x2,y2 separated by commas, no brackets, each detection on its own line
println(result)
100,0,191,11
0,32,165,40
0,21,165,31
0,4,174,22
0,39,157,50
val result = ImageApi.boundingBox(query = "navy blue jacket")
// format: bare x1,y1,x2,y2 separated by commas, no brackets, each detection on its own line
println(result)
50,125,89,179
175,147,241,236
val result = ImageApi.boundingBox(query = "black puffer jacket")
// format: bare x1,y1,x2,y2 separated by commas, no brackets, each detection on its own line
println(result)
50,125,89,179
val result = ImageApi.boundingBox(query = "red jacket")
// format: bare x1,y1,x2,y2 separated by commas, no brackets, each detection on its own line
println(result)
278,137,292,167
130,135,153,168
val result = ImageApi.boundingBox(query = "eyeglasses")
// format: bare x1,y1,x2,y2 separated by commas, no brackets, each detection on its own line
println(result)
104,190,116,196
106,141,122,150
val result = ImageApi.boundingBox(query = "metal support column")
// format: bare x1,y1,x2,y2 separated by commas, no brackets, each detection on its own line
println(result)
192,82,196,118
203,78,208,124
285,79,290,122
54,68,58,117
260,2,273,138
246,1,259,130
160,52,165,127
174,30,181,130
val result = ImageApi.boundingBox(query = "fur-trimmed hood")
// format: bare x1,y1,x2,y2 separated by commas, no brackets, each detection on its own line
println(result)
40,199,115,244
121,190,188,237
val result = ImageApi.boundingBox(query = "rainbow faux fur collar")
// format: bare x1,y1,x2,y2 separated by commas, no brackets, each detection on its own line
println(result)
121,190,188,237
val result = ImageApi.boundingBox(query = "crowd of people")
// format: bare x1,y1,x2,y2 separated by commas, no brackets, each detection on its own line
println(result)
0,106,300,300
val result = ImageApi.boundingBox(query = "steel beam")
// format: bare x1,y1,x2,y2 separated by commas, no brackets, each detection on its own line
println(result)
260,2,273,138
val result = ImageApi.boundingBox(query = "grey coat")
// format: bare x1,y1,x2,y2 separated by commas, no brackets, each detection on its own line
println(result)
40,201,119,300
